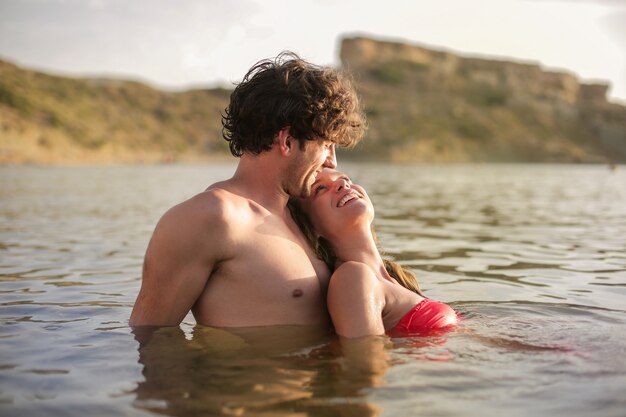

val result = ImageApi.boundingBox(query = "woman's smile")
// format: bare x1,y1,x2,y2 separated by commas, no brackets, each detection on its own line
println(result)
336,190,363,207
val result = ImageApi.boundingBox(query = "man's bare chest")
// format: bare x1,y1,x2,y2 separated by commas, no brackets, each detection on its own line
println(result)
231,231,323,287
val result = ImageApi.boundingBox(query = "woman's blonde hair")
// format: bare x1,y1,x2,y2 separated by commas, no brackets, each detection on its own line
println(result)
288,199,424,296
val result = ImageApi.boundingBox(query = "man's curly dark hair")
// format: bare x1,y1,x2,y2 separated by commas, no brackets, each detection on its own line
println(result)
221,52,366,157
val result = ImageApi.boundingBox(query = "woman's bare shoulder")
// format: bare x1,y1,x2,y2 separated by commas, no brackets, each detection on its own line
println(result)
331,261,380,292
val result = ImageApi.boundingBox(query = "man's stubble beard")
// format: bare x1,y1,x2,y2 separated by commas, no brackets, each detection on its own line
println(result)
285,159,314,199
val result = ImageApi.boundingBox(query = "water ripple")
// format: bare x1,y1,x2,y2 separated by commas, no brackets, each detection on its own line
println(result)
1,164,625,417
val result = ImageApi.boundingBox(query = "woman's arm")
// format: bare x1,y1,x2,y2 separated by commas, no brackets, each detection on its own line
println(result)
327,261,386,338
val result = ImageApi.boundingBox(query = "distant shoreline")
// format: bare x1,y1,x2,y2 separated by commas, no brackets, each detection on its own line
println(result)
2,35,625,165
1,156,621,168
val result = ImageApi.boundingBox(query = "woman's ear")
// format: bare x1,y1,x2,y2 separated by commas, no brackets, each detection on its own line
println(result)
276,127,292,156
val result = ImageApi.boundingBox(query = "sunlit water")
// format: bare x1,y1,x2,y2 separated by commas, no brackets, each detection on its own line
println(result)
1,163,625,417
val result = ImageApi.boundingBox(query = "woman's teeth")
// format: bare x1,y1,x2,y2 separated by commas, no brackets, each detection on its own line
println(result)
338,192,359,207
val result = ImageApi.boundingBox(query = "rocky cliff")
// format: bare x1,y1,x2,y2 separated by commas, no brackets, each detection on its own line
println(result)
340,36,626,163
1,35,625,164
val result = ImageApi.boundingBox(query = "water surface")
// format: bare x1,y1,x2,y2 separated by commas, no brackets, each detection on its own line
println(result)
1,163,625,416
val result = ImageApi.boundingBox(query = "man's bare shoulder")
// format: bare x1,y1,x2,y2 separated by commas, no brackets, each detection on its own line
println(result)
133,188,242,326
157,184,257,235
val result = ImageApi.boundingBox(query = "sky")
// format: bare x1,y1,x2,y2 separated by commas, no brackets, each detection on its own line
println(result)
1,0,625,102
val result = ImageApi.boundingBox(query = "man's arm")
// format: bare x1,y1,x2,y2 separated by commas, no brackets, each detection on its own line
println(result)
130,192,230,327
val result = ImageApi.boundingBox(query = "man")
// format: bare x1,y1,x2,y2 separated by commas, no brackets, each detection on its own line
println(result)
130,52,366,327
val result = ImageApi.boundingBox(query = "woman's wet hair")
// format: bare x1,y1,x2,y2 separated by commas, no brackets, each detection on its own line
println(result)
288,199,424,297
222,51,366,157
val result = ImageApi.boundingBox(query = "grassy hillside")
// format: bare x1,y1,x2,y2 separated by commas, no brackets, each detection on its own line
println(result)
2,36,626,164
340,37,626,163
0,59,230,164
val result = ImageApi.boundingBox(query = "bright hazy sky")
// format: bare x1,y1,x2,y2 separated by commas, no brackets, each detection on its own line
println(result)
1,0,625,102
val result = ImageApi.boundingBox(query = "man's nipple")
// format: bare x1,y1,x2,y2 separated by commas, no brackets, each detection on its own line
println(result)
292,289,303,298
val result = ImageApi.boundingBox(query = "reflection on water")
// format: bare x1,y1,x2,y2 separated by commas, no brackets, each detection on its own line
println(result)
133,325,388,416
1,163,626,417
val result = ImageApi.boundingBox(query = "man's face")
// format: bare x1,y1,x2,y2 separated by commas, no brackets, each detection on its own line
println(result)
286,139,337,198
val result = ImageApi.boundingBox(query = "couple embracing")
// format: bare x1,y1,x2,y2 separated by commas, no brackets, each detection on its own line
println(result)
130,53,458,338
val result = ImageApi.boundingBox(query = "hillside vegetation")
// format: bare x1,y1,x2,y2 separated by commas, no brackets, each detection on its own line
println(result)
1,36,625,164
0,60,230,164
340,37,626,163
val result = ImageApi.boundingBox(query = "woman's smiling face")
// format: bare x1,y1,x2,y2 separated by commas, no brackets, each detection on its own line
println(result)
300,168,374,240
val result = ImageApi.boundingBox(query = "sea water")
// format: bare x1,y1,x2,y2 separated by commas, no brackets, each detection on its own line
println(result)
1,163,625,417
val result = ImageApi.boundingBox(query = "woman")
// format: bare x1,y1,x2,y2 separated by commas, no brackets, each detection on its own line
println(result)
291,168,459,338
